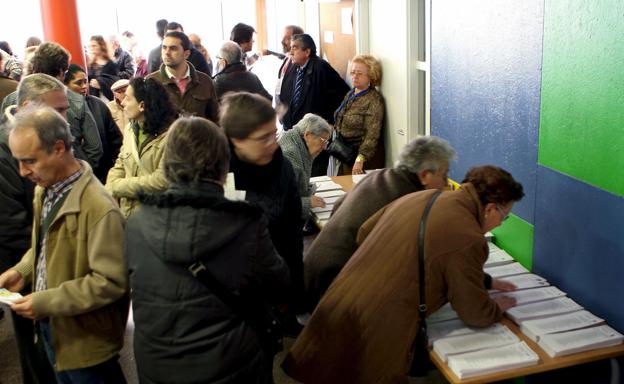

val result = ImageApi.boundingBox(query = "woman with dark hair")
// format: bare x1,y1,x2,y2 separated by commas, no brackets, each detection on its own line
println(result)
88,35,119,100
64,64,122,182
106,77,178,217
284,165,524,383
126,116,290,384
221,92,305,333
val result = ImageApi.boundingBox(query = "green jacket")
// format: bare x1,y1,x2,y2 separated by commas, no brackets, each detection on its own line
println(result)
105,123,169,217
13,162,128,371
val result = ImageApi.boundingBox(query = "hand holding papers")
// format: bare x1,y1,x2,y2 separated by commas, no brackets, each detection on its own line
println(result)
0,288,23,305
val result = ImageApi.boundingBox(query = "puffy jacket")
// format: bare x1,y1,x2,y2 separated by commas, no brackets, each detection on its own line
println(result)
126,183,290,384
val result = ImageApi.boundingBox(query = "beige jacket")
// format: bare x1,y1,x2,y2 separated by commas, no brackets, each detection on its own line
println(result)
13,162,128,371
106,99,128,135
105,123,168,217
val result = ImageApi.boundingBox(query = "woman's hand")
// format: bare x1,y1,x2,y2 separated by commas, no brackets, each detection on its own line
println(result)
90,79,101,89
352,161,365,175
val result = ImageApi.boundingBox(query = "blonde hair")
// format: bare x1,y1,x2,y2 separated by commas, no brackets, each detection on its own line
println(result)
352,54,382,86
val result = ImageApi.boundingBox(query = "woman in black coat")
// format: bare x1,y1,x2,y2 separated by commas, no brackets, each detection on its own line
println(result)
87,35,119,100
220,92,305,326
125,117,290,384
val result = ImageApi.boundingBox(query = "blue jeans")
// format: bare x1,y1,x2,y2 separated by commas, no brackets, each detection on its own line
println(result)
39,320,126,384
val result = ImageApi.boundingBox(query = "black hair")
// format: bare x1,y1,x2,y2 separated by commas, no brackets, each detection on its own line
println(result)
292,34,317,57
129,77,178,136
156,19,169,39
164,31,191,51
166,21,184,32
63,63,86,84
230,23,255,44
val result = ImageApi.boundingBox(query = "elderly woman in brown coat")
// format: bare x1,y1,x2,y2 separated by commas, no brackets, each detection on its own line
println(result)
333,54,385,175
283,165,524,383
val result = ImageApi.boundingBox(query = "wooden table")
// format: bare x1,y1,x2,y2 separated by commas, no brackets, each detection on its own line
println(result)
331,175,355,193
429,316,624,383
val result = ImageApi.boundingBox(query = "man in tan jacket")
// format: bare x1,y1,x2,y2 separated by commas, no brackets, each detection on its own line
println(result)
0,105,128,383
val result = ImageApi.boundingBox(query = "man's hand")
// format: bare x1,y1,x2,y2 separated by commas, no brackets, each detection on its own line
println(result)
0,270,24,292
493,296,517,312
311,195,326,208
491,278,517,292
89,79,100,89
11,294,38,320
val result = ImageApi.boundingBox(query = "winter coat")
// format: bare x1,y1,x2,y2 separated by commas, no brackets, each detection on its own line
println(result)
278,125,314,217
105,122,168,217
303,168,424,308
284,185,503,383
229,147,305,310
214,62,272,102
126,183,290,384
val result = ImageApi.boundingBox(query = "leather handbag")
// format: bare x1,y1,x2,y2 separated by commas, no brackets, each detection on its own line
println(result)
327,132,358,164
410,190,442,377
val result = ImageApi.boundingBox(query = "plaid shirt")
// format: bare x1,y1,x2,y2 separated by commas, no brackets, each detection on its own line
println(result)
35,166,84,292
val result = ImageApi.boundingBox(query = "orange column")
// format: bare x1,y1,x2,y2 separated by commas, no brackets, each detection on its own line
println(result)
39,0,86,69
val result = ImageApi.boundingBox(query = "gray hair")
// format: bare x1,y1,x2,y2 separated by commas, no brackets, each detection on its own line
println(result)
10,104,73,153
164,116,230,184
294,113,331,136
395,135,456,174
17,73,66,106
219,41,242,64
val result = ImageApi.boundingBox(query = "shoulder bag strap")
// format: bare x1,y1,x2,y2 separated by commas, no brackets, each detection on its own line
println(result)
418,190,442,328
189,261,247,317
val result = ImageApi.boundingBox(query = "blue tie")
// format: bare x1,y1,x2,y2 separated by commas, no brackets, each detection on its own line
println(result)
291,67,305,111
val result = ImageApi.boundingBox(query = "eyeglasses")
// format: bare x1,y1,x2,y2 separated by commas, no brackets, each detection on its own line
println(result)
496,204,510,221
318,135,330,148
247,131,277,145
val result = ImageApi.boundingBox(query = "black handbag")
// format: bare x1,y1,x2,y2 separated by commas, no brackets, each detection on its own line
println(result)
410,190,442,377
189,261,284,356
327,132,358,164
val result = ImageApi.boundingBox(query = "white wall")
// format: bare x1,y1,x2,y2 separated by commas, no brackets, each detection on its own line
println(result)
361,0,417,166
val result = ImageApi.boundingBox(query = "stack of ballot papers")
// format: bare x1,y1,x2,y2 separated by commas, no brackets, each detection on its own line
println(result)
506,297,583,323
446,341,539,379
433,324,519,362
490,286,566,306
0,288,22,304
519,310,605,342
485,243,515,267
537,325,624,357
484,262,530,278
308,177,347,226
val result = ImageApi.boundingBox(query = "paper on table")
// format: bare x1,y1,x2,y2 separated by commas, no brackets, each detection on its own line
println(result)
484,262,530,278
310,204,333,213
316,190,346,198
315,181,343,192
538,325,624,358
485,246,515,267
491,274,549,291
506,297,583,323
428,318,479,346
490,286,566,306
520,310,604,342
433,323,519,362
352,174,367,184
447,341,539,379
310,176,332,182
0,288,22,305
322,196,343,205
314,211,331,220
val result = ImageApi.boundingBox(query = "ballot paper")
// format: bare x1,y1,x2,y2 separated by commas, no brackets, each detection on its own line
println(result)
490,286,566,306
322,196,343,205
520,310,604,342
491,274,549,291
310,204,334,213
484,262,530,278
506,297,583,323
310,176,332,183
314,211,331,220
433,323,519,362
538,325,624,357
428,319,479,346
447,341,539,379
352,174,367,184
316,190,346,198
0,288,22,305
485,245,515,267
314,181,343,192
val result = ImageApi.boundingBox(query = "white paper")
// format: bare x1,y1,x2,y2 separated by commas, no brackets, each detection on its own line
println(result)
433,324,519,362
316,190,346,198
314,211,331,220
310,204,334,213
491,274,549,291
485,245,515,267
447,341,539,379
315,181,343,191
520,310,604,342
322,196,343,205
310,176,332,183
324,30,334,44
490,286,566,306
341,8,353,34
538,325,624,357
428,319,480,346
0,288,22,305
506,297,582,323
352,174,367,184
484,262,529,278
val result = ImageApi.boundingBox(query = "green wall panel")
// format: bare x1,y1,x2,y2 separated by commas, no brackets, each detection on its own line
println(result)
539,0,624,196
492,215,534,271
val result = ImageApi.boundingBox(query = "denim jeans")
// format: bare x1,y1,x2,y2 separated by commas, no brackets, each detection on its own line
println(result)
39,320,126,384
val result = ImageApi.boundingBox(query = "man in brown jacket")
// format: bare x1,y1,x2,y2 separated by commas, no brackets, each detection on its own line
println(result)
147,31,219,123
0,105,128,382
283,165,523,383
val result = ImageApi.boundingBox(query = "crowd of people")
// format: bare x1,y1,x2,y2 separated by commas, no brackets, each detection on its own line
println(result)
0,19,524,384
